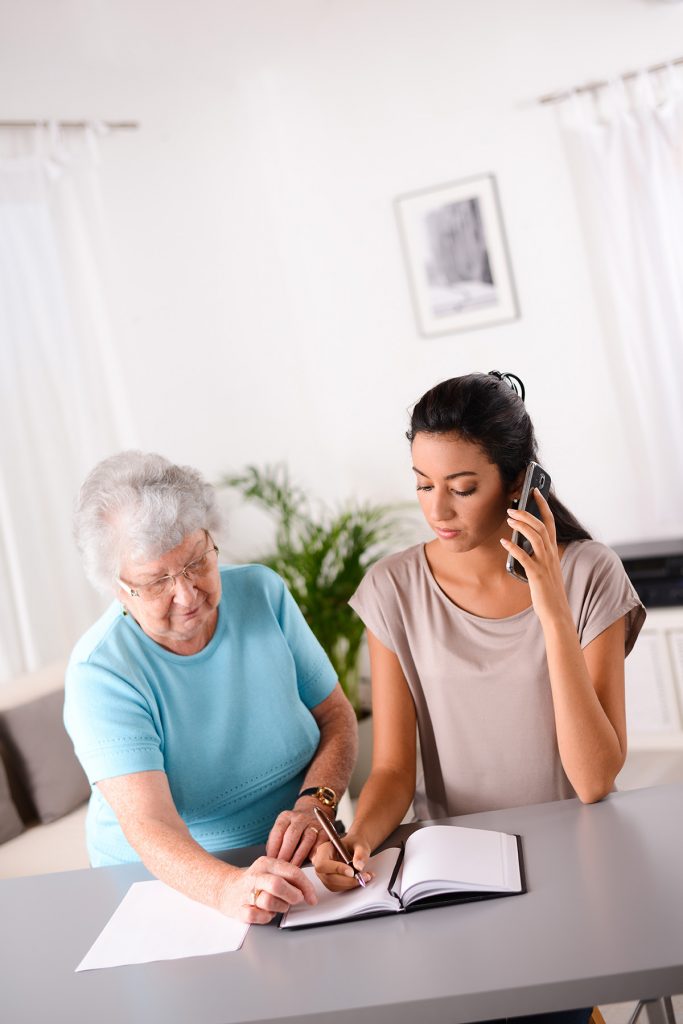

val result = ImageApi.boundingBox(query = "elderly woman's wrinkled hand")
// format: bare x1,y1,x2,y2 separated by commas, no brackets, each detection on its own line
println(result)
222,856,317,925
265,807,330,866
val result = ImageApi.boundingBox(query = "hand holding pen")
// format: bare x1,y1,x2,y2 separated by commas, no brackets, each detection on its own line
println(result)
312,807,373,891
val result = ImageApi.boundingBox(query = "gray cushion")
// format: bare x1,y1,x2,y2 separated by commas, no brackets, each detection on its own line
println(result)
0,690,90,824
0,745,24,843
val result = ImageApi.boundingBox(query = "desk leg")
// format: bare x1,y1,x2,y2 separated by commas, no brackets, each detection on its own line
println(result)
640,997,676,1024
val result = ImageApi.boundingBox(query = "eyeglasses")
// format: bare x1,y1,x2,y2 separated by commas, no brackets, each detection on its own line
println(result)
117,535,219,602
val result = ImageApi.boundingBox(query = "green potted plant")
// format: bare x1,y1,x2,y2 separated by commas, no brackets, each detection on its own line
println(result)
220,464,405,718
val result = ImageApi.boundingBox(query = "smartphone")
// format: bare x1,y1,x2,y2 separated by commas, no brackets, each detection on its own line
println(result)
505,461,552,583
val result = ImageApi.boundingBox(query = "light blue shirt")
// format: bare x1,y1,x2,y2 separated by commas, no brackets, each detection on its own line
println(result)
64,564,337,866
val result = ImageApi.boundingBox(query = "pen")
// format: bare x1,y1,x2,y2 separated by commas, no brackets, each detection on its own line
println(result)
313,806,367,888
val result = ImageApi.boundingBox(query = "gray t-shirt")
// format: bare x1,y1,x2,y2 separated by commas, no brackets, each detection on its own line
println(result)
350,540,645,820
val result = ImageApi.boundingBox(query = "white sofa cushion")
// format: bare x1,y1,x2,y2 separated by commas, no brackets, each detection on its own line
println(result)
0,659,69,710
0,803,89,878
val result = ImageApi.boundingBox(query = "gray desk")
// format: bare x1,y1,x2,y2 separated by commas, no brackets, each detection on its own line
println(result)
2,784,682,1024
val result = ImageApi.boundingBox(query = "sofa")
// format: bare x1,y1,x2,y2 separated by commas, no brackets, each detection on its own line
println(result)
0,659,90,879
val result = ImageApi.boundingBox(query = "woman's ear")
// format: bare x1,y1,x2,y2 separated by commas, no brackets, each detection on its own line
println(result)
114,579,131,608
509,469,526,504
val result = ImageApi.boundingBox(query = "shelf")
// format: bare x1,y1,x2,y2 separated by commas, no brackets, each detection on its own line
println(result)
626,605,683,747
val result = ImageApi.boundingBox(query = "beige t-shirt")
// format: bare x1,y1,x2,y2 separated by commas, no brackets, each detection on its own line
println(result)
350,540,645,820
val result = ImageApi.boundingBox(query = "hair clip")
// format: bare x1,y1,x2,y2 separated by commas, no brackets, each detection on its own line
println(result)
487,370,525,402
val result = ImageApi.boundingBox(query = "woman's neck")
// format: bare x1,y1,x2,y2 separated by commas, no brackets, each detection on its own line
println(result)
424,538,533,618
130,607,219,656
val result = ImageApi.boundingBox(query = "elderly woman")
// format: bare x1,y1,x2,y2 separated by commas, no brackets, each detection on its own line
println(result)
64,451,358,924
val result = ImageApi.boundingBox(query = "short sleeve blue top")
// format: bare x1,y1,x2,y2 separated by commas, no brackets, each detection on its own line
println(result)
64,565,337,866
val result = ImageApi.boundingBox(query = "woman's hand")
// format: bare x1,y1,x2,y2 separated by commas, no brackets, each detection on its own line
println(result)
501,489,570,624
266,806,329,867
219,855,318,925
311,833,373,892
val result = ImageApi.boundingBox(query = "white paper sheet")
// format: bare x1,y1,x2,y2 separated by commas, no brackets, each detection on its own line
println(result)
75,880,249,972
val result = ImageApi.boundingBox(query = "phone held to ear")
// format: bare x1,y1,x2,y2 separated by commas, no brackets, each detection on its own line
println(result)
505,461,552,584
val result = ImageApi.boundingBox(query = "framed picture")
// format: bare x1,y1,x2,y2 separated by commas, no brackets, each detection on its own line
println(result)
395,173,519,336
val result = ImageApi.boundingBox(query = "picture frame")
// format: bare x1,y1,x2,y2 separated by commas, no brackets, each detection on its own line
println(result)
395,173,520,337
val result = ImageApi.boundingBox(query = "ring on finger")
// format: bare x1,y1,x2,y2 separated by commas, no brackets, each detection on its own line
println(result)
250,887,263,906
307,825,320,838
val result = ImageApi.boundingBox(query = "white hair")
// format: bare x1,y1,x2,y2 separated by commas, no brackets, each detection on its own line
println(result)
74,450,222,593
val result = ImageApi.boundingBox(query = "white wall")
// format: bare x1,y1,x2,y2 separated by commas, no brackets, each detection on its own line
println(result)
2,0,682,564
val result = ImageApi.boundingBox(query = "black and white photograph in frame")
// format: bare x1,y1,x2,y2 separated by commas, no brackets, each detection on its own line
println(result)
395,174,520,336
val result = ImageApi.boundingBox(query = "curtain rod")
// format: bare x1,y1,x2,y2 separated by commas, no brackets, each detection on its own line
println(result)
0,120,139,129
538,55,683,105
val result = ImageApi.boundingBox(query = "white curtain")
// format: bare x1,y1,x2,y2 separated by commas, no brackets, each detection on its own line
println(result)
557,69,683,532
0,125,136,683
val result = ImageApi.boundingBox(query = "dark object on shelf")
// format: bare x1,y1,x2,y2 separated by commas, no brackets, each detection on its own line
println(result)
612,538,683,608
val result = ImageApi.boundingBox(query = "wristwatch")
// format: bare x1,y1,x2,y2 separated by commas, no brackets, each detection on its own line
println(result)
298,785,338,815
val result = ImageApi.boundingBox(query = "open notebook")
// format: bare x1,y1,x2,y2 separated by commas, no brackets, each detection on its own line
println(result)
281,823,525,929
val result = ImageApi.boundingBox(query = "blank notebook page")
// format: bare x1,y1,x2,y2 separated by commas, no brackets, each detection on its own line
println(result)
400,825,519,899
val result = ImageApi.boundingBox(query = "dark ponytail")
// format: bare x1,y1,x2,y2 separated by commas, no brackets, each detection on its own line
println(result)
407,372,591,544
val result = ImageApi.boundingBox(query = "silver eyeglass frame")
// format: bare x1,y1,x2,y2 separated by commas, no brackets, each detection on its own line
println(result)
116,533,219,601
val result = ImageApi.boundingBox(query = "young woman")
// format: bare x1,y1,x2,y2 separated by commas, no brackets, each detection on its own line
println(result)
314,370,644,884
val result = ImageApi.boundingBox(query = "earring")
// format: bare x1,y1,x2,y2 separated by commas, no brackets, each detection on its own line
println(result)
511,497,519,509
121,605,128,616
